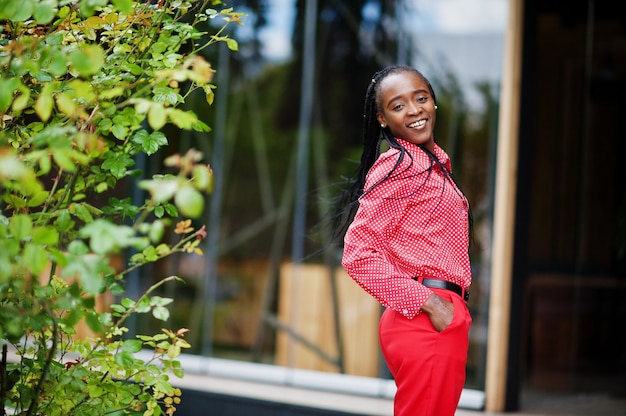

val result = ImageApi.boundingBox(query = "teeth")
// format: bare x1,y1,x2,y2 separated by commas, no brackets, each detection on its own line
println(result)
409,119,426,128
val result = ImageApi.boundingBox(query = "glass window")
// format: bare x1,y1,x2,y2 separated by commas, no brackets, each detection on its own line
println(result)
406,0,508,390
131,0,509,398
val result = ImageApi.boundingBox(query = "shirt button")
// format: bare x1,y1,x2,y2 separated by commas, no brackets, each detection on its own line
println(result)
402,309,408,315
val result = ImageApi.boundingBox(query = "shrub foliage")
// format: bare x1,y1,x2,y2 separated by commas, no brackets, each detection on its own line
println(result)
0,0,243,414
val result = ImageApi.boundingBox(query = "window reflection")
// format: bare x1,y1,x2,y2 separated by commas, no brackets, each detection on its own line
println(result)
132,0,509,394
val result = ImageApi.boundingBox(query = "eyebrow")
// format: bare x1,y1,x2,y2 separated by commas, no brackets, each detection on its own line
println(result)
386,89,430,107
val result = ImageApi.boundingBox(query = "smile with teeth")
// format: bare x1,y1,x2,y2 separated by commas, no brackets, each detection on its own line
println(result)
408,119,427,128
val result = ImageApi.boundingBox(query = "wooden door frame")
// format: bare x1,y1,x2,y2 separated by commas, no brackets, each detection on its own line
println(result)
484,0,525,411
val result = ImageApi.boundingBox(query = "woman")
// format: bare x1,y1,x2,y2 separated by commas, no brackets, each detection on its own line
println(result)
338,65,472,415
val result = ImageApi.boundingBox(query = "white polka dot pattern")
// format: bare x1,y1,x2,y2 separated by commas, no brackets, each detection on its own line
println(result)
342,140,471,319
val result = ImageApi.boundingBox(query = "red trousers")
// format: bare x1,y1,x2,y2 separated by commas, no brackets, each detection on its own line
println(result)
379,288,472,416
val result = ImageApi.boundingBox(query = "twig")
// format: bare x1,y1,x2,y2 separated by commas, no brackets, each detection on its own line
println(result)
1,344,7,416
26,308,58,416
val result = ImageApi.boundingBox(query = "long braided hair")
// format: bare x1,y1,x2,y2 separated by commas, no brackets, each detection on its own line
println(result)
331,64,473,244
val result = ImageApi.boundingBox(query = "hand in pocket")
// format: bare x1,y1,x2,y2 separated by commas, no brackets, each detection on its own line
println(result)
422,293,455,332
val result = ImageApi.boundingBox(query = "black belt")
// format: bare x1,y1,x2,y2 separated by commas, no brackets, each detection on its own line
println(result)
413,277,469,302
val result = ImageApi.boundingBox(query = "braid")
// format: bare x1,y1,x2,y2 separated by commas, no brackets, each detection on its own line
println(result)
357,73,385,192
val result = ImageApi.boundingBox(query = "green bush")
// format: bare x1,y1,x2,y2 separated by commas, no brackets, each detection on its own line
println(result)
0,0,243,414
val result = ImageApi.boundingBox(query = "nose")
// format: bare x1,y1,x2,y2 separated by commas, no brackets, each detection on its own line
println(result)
406,101,420,114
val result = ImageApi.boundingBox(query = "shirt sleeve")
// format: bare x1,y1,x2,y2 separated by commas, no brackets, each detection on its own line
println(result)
341,159,434,319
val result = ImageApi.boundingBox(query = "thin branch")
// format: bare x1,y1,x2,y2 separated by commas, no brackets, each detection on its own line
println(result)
1,344,7,416
26,307,59,416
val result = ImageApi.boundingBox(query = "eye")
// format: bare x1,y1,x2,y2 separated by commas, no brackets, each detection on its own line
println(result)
417,96,428,103
391,103,404,111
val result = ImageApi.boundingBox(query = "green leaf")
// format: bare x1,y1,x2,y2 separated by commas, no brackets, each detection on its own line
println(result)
95,182,108,193
110,283,125,296
77,0,107,16
152,305,170,321
12,86,30,113
31,226,59,245
174,185,204,219
135,297,151,313
49,51,68,76
38,153,52,174
150,296,173,307
22,243,48,276
57,4,70,18
73,203,94,223
102,153,134,178
193,119,211,132
155,376,173,394
0,152,27,179
55,209,75,232
61,307,83,328
82,296,95,309
226,38,239,51
148,103,167,130
141,245,159,262
153,86,181,106
52,149,76,171
0,0,20,19
83,203,103,217
0,78,20,112
78,220,135,254
21,180,45,199
35,86,54,122
132,130,168,155
99,87,125,99
55,92,78,118
202,84,216,105
110,304,126,315
9,214,32,241
69,45,105,77
164,203,178,217
122,339,143,353
111,124,127,139
68,79,96,102
27,190,49,207
85,311,105,334
154,205,165,218
192,165,213,193
61,255,105,294
33,0,57,24
167,344,181,358
122,62,143,76
167,108,198,130
67,240,89,256
149,220,164,243
139,177,179,204
1,0,33,21
87,383,105,398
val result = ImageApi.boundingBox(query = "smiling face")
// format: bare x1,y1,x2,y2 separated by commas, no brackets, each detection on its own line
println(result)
376,71,437,152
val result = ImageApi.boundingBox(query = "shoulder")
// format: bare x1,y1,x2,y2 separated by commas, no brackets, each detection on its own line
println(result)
365,148,407,185
369,142,433,178
432,143,452,170
362,146,425,197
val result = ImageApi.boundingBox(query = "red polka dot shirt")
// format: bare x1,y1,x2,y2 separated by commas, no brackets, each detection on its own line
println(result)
342,139,471,319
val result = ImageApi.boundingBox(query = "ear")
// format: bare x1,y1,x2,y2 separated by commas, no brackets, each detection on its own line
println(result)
376,112,386,128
